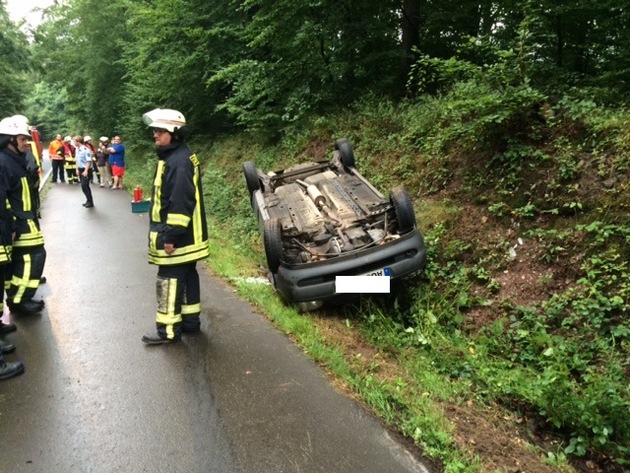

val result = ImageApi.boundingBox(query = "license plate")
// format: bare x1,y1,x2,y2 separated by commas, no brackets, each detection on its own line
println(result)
335,268,391,294
360,267,391,277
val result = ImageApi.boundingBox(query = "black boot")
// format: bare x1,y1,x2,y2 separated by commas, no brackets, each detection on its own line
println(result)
0,339,16,354
0,359,24,380
0,322,17,334
141,333,179,345
7,299,43,314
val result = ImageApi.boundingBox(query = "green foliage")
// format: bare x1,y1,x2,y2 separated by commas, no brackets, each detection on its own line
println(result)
0,3,31,114
24,82,74,139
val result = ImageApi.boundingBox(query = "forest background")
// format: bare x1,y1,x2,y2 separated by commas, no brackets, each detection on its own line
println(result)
1,1,629,472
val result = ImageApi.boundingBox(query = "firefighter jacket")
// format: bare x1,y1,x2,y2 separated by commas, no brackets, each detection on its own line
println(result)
0,146,45,249
148,141,209,266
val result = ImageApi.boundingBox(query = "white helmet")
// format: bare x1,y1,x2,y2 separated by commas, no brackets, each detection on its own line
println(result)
143,108,186,132
99,136,108,142
0,115,31,136
64,136,72,141
84,135,92,142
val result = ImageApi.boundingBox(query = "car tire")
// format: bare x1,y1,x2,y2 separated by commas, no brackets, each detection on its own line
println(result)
243,160,260,199
390,188,416,234
335,138,356,169
263,218,283,273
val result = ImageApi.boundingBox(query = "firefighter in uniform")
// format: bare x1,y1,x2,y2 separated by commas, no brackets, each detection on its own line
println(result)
63,135,78,184
0,135,24,380
141,108,210,345
0,115,46,315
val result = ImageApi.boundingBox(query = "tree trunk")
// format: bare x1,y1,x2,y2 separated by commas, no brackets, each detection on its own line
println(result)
401,0,421,96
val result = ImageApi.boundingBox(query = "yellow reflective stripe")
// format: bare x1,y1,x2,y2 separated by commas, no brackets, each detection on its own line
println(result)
182,303,201,315
10,253,32,302
21,177,31,212
165,325,175,340
148,240,210,265
166,213,190,227
149,231,158,249
13,228,45,247
151,161,165,222
192,168,204,244
168,277,177,315
0,246,9,263
156,311,181,325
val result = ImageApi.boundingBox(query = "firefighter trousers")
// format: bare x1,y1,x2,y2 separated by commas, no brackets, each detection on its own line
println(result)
155,262,201,340
0,264,6,313
65,159,78,184
6,245,46,304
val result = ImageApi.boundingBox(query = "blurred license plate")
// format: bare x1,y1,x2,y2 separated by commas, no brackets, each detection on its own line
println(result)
335,268,391,293
360,267,391,277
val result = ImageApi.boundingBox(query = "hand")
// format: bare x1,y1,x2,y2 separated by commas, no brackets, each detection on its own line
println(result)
164,243,175,254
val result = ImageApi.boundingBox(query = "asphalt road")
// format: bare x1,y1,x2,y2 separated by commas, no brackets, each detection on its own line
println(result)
0,175,433,473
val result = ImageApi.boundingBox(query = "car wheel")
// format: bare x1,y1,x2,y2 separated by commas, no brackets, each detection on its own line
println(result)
390,188,416,234
263,218,283,273
242,160,260,199
335,138,356,169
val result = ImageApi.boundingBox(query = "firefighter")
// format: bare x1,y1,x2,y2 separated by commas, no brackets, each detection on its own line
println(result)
141,108,210,345
0,115,46,315
63,135,78,184
0,136,24,379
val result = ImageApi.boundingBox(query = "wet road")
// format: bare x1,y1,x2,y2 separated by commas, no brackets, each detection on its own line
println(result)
0,179,432,473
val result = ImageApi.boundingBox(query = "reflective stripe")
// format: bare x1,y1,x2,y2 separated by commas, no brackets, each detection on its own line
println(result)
151,161,165,222
13,227,45,247
10,253,33,303
166,213,190,227
156,311,181,325
192,166,204,247
0,246,10,263
182,303,201,315
148,240,210,265
21,177,31,212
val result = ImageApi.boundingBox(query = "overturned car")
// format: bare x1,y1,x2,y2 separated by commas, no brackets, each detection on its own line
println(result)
243,139,426,310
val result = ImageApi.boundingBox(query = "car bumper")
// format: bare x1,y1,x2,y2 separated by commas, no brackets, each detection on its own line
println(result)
273,229,426,303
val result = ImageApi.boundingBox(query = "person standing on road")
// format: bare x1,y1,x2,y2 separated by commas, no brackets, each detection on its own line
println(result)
84,136,99,184
48,134,65,183
63,135,78,185
0,143,24,380
75,135,94,208
141,108,210,345
107,135,125,190
96,136,111,188
0,115,46,315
